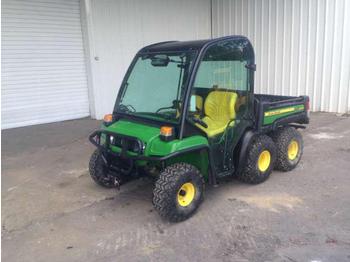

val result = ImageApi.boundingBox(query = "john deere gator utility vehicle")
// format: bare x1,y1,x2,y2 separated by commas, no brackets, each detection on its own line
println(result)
89,36,310,222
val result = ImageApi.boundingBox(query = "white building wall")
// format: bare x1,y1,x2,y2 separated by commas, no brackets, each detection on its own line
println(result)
3,0,348,130
212,0,350,113
1,0,90,129
83,0,212,119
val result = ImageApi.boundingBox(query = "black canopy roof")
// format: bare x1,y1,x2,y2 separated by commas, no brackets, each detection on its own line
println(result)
139,35,250,53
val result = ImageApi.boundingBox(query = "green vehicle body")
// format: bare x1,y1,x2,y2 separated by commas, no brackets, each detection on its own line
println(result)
102,120,210,178
89,36,310,186
263,104,305,125
99,104,306,181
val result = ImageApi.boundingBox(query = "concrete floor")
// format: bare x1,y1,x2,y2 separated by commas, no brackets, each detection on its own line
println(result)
2,113,350,262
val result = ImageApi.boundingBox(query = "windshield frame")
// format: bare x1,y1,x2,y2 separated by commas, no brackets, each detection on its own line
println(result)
113,50,198,127
112,36,255,139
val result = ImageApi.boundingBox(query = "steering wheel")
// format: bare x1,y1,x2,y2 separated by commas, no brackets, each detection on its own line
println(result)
156,106,173,113
155,100,181,113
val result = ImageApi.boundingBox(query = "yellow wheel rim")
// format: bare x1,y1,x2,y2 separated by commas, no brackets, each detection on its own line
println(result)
288,140,299,160
177,182,195,207
258,150,271,172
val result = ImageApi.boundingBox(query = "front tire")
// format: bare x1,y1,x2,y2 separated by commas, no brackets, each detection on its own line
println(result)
237,134,276,184
271,127,303,171
153,163,205,222
89,149,118,188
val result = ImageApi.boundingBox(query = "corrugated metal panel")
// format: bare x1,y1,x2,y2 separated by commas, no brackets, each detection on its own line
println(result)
212,0,350,113
1,0,90,129
87,0,211,119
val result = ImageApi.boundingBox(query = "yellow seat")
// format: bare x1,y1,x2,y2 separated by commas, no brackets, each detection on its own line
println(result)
196,90,237,137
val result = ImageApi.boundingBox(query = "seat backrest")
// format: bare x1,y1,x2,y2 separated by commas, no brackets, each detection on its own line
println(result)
204,90,237,122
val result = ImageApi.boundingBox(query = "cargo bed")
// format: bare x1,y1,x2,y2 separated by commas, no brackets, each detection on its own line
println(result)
254,94,309,132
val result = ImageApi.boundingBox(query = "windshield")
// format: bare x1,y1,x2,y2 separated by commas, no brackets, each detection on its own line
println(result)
115,51,196,123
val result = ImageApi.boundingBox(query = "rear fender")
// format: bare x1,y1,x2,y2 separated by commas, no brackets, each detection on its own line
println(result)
235,129,257,174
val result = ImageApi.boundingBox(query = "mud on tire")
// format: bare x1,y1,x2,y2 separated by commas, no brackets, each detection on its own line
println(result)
237,134,276,184
270,127,303,171
153,163,205,222
89,149,118,188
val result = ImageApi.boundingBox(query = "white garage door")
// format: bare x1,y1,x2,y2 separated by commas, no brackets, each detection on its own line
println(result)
89,0,211,119
1,0,90,129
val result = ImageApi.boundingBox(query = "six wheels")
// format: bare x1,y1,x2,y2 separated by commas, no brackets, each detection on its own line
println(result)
237,134,276,184
90,127,303,222
89,149,118,188
271,127,304,171
153,163,204,222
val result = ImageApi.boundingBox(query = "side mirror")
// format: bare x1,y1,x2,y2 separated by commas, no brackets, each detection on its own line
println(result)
151,55,170,67
245,63,256,71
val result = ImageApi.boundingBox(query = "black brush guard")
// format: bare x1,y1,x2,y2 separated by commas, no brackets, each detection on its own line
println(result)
89,130,145,175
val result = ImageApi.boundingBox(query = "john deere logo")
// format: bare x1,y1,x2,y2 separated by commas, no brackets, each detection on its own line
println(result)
264,106,304,117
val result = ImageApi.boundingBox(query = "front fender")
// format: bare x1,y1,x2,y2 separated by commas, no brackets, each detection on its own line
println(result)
146,135,213,182
146,135,209,156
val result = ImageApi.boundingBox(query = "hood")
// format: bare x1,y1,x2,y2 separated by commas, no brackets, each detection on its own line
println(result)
103,119,160,144
102,119,208,157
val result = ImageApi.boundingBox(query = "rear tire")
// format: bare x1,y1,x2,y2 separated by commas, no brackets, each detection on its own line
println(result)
271,127,303,171
237,134,276,184
153,163,204,222
89,149,118,188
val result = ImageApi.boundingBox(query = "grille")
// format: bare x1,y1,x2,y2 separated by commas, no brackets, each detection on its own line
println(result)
108,134,144,155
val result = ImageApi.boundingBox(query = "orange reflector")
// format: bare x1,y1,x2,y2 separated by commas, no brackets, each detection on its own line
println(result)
160,126,173,137
103,114,113,122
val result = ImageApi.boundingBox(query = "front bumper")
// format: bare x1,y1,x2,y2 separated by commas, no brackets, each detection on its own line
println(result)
89,130,181,162
89,130,145,159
